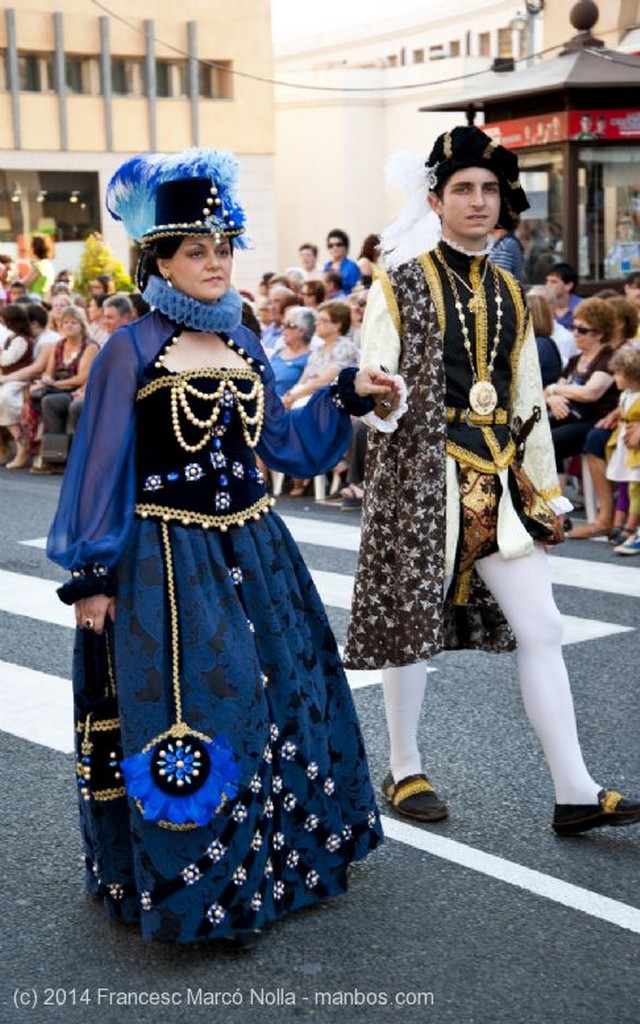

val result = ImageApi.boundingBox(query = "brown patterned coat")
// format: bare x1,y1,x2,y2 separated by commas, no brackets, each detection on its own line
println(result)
344,257,539,670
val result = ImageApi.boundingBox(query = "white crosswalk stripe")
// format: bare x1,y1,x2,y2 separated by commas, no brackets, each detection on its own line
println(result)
2,509,639,941
2,514,636,757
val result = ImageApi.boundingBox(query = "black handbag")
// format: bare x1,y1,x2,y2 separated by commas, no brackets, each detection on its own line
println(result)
75,625,125,803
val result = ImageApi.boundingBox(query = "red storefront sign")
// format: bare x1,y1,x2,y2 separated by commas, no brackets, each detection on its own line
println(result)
483,109,640,148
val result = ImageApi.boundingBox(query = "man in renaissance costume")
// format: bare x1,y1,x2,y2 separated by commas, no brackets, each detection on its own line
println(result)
342,126,640,836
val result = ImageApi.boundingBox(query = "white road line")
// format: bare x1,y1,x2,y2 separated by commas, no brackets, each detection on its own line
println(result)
0,661,73,753
19,524,640,599
382,815,640,936
2,562,634,648
280,517,640,598
3,654,637,937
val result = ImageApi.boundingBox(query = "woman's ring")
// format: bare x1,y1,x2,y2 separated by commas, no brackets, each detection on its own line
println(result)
84,617,95,630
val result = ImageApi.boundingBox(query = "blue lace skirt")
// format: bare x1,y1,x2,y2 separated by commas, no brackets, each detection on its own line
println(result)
73,510,382,943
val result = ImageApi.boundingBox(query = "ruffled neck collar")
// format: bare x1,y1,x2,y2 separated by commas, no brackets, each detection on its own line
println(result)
441,235,494,259
143,275,243,333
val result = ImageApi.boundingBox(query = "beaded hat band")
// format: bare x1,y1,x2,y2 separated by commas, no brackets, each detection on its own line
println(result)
106,147,250,249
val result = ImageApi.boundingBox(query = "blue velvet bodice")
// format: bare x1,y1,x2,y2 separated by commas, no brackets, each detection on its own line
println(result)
135,366,270,529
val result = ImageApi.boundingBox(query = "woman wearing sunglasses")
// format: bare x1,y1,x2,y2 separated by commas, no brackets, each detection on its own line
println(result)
544,298,618,519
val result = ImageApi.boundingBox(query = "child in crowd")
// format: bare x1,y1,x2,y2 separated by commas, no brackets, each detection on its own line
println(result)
606,347,640,555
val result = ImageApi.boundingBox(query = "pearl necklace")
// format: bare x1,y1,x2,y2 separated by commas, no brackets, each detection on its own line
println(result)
435,247,504,416
155,331,265,450
170,375,264,453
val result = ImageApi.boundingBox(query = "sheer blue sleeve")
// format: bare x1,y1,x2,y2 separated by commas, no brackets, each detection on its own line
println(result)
254,339,353,477
46,327,141,576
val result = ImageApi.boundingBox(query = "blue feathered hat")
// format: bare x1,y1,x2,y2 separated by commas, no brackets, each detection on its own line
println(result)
106,148,249,248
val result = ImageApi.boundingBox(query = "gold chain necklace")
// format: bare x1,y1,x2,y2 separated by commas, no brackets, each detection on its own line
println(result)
435,251,489,313
436,248,504,416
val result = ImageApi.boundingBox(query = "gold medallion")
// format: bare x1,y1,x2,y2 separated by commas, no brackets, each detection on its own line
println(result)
469,380,498,416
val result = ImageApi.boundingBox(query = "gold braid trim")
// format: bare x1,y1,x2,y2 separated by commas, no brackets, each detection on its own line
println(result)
92,787,126,801
137,366,260,401
446,436,516,474
470,256,489,379
539,485,563,501
76,717,120,733
418,252,446,335
601,790,623,813
133,795,228,831
135,494,274,531
497,269,529,407
481,427,516,469
446,407,509,425
377,270,402,335
392,777,436,805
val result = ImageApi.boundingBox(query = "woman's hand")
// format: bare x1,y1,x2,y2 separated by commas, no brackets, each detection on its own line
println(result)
596,408,619,430
354,367,402,409
282,390,295,410
546,393,570,421
75,594,116,634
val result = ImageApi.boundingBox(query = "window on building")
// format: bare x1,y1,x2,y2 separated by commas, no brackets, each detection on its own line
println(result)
111,58,128,95
18,53,41,92
413,49,424,64
200,61,233,100
478,32,491,58
498,28,513,58
156,60,172,98
386,54,398,67
580,147,640,281
66,57,85,94
450,40,461,57
0,170,100,242
517,150,565,284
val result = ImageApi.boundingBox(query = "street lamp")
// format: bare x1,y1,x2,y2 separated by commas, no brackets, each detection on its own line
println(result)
510,0,545,66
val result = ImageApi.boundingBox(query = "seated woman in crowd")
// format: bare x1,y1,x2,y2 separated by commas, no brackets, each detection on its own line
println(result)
545,298,618,530
526,291,563,388
0,304,33,468
270,306,315,397
86,294,108,347
283,301,359,497
567,294,639,539
28,305,99,475
300,280,326,309
282,301,359,409
607,295,639,351
356,234,381,288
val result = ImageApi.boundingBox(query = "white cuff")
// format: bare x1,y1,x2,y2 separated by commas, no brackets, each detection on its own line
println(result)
549,496,573,515
363,375,408,433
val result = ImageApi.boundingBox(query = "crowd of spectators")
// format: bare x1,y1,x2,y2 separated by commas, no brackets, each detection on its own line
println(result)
0,245,147,474
3,230,640,545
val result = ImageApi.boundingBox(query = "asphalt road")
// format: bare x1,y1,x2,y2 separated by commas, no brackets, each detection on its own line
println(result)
1,470,639,1024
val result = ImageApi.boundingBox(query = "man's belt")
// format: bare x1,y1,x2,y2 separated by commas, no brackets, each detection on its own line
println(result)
446,407,509,427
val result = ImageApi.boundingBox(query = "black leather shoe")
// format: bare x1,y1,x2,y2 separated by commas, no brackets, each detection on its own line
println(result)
553,789,640,836
381,772,448,823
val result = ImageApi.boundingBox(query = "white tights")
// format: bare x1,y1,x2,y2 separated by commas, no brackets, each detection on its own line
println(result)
382,546,600,804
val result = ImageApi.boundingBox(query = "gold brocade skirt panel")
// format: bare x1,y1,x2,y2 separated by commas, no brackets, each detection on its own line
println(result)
453,462,563,605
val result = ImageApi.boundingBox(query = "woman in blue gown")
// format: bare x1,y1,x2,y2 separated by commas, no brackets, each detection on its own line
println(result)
47,149,396,944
